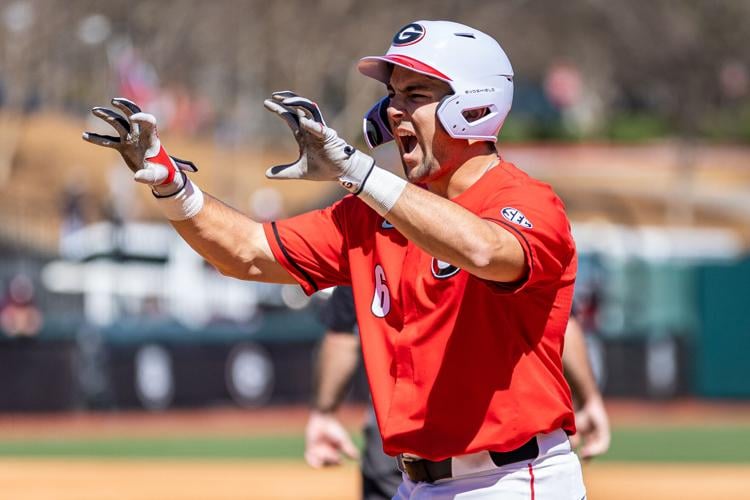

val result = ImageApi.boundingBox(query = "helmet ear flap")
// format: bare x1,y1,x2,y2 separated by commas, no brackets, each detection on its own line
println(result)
436,76,513,142
363,97,393,148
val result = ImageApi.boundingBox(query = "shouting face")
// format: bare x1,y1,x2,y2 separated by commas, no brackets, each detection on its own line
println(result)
386,66,461,184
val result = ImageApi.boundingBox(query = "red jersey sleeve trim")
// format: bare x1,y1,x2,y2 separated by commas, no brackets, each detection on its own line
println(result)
263,221,319,295
481,217,536,294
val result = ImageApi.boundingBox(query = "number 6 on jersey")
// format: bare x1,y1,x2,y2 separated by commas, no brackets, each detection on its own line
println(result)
371,264,391,318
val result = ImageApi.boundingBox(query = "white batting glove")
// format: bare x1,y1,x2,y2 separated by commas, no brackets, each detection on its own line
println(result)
263,91,375,194
304,410,360,468
82,98,197,197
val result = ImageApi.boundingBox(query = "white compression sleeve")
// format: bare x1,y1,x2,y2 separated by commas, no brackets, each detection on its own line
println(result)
355,166,407,216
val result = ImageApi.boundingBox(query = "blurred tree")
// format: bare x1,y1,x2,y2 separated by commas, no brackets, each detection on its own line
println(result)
0,0,747,142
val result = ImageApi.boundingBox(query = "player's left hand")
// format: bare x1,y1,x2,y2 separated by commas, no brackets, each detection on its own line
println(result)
571,394,611,460
263,91,375,193
304,410,360,468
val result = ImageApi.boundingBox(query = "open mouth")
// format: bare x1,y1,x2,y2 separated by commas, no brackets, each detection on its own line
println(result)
397,130,418,155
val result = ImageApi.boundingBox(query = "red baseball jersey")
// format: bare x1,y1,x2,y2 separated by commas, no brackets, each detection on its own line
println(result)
263,161,577,461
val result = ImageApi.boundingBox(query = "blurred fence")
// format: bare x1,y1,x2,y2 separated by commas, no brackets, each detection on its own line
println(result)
0,236,748,412
695,258,750,397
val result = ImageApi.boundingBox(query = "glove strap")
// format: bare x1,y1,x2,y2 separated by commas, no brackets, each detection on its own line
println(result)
338,156,375,195
153,172,205,221
149,145,177,186
341,165,407,216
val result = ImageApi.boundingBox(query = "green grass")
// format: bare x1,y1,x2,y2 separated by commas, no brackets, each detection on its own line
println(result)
601,426,750,463
0,435,306,460
0,426,748,462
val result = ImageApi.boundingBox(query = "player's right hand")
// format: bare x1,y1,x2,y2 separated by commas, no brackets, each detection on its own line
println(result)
82,98,197,197
304,410,360,468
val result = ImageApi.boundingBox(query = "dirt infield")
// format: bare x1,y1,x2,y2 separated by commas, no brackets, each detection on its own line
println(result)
0,459,747,500
584,463,750,500
0,459,357,500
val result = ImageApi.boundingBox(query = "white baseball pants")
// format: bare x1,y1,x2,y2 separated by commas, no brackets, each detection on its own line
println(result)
392,429,586,499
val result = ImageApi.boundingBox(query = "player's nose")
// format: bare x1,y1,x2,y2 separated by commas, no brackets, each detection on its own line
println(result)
387,101,405,128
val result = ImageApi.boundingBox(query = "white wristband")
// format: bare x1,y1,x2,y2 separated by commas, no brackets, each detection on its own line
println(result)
357,166,407,216
154,177,205,221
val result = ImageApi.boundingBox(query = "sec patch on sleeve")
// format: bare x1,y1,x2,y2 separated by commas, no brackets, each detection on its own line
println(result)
501,207,533,228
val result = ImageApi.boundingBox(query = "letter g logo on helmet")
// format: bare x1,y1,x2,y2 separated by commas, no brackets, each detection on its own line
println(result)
392,23,425,46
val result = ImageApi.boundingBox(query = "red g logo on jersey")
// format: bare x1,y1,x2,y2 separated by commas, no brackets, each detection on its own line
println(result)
431,258,460,279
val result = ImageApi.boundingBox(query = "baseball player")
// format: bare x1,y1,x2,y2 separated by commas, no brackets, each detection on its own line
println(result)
306,287,609,500
84,20,586,498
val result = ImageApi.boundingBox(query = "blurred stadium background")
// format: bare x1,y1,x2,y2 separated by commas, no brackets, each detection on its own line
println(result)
0,0,749,498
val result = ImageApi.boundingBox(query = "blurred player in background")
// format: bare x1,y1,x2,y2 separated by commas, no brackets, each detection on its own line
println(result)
563,304,611,460
305,286,610,499
85,19,588,498
0,274,43,338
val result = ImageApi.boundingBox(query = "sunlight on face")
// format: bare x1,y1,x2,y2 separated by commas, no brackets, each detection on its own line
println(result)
386,66,455,183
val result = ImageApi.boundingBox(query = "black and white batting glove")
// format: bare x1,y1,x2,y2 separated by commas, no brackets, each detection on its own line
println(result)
82,98,197,197
263,91,375,194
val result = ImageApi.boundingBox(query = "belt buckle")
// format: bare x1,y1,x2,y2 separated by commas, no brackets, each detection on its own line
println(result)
397,454,452,484
397,453,418,473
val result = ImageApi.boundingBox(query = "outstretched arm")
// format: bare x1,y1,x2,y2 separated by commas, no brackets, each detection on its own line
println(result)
170,195,296,283
83,98,294,284
383,183,525,282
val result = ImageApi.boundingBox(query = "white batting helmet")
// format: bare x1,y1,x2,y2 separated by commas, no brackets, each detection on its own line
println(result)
359,20,514,146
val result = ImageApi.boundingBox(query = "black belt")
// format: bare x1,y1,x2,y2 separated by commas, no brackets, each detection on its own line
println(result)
396,437,539,483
